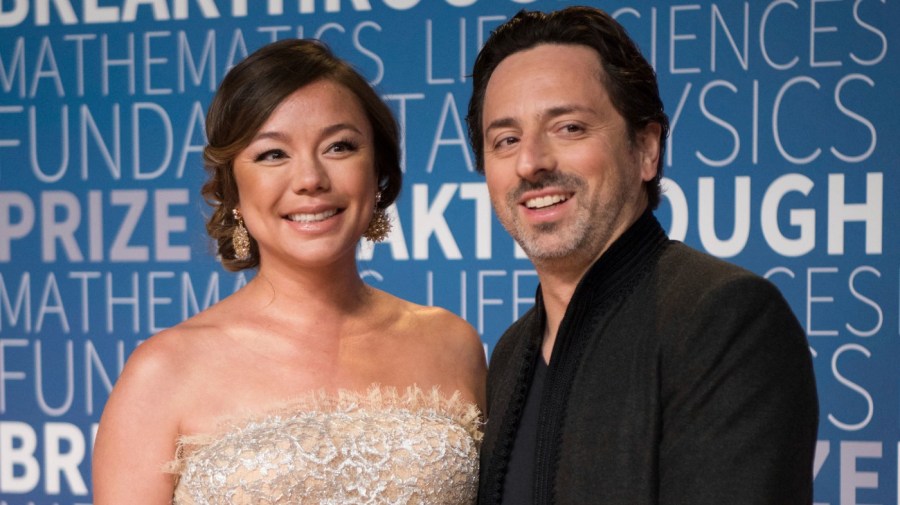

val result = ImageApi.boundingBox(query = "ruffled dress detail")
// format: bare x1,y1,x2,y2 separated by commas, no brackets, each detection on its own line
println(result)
166,385,482,505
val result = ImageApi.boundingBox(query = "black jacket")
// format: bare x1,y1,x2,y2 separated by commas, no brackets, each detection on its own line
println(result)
478,211,819,505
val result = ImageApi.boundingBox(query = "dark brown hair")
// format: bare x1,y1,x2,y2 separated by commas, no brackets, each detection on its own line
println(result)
202,39,402,270
466,6,669,209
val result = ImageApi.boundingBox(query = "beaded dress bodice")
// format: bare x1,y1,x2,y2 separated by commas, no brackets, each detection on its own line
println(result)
167,386,482,505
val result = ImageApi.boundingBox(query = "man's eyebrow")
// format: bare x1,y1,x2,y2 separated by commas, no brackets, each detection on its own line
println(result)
484,104,596,134
543,104,595,118
484,117,517,134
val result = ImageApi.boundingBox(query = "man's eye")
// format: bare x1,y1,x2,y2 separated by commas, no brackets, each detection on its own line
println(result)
495,136,519,149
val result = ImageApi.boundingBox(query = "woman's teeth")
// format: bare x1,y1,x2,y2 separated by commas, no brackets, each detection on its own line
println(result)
287,209,337,222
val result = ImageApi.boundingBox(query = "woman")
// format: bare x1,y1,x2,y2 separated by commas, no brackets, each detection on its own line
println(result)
92,39,486,504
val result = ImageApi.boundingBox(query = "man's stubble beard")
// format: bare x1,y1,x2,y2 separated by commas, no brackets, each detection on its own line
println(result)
497,172,624,265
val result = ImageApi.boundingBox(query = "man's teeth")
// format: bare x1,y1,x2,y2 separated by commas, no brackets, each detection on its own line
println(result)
525,194,568,209
287,209,337,223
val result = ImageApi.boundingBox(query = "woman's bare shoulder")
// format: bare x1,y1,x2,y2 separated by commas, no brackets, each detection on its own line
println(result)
375,290,487,407
92,305,233,503
118,304,232,393
377,291,477,342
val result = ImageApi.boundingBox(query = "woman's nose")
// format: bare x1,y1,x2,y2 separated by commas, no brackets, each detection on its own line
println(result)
290,157,330,194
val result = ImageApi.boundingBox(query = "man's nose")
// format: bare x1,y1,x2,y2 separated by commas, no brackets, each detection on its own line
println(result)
515,134,556,181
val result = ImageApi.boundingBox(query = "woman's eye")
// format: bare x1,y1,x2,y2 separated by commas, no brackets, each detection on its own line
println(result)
254,149,286,162
327,140,359,154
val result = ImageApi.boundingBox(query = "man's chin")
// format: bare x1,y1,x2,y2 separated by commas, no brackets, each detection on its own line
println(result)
516,239,573,262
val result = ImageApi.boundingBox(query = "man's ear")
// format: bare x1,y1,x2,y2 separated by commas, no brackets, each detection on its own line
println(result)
636,123,662,183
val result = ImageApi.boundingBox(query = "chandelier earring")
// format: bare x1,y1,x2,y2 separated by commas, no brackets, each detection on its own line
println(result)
363,191,392,243
232,208,252,261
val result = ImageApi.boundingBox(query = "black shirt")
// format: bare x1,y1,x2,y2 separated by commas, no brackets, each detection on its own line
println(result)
499,355,547,505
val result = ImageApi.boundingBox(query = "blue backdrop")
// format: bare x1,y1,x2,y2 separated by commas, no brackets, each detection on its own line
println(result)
1,0,898,503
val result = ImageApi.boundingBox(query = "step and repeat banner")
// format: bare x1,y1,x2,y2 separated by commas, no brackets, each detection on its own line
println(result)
1,0,898,503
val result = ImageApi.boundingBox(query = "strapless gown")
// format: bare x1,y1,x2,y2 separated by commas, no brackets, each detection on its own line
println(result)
166,386,482,504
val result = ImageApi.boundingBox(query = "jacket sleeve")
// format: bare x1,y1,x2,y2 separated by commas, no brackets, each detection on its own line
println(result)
658,273,819,505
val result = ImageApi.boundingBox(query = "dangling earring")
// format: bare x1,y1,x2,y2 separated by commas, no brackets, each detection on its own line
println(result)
363,191,392,243
232,208,251,260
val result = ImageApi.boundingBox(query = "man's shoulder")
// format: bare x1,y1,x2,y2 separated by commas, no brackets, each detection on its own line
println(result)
660,241,751,274
653,241,798,325
656,241,766,290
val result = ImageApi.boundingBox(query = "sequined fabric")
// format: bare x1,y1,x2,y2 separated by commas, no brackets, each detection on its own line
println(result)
166,386,482,504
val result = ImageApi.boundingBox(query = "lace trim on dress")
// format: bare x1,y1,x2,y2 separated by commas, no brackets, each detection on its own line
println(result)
163,384,483,475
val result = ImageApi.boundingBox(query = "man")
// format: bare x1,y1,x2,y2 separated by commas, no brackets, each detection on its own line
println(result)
466,7,819,505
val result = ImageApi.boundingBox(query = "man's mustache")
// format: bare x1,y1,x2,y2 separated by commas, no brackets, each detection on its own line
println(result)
508,171,584,202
